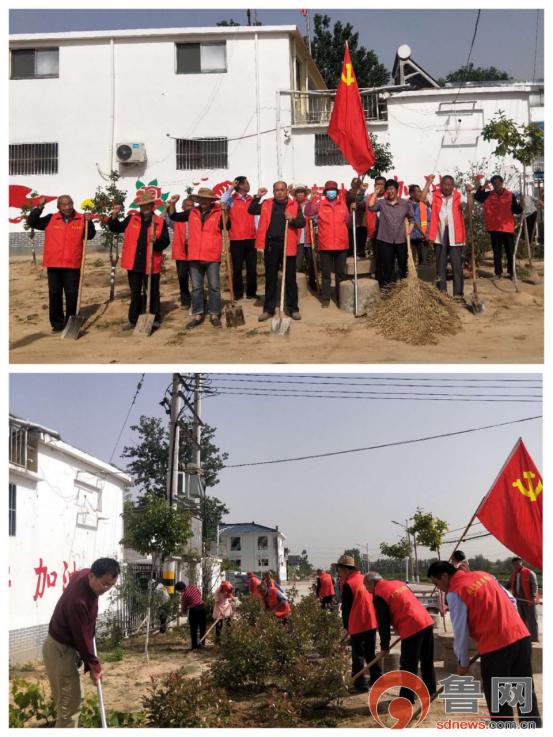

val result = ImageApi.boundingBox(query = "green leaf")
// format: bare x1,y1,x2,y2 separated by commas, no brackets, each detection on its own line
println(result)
161,192,170,200
148,178,158,186
136,180,145,189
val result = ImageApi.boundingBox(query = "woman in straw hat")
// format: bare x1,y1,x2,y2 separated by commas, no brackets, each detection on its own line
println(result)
168,188,230,328
108,191,170,330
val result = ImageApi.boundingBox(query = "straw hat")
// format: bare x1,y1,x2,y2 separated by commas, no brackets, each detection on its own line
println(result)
136,191,156,206
336,554,357,568
190,187,219,202
290,183,311,196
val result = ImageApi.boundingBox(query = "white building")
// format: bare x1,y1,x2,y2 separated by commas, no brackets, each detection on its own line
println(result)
9,25,543,240
217,522,287,582
9,415,130,663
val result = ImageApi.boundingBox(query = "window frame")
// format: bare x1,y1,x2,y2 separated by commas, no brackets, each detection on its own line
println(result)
230,536,241,551
314,133,347,167
257,535,268,550
175,41,227,75
9,142,59,176
9,483,16,537
175,136,228,171
10,47,59,80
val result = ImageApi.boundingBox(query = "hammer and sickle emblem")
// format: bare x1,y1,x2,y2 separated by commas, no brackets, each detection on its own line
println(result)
512,471,543,502
341,63,355,85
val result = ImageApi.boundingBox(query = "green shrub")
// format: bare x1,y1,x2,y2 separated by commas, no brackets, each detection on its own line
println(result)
98,647,124,662
9,679,56,727
143,671,230,727
212,614,275,691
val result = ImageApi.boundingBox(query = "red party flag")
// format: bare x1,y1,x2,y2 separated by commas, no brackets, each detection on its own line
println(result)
327,45,375,176
476,439,542,569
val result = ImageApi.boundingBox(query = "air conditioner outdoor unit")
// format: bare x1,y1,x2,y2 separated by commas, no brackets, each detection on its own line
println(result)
116,142,147,164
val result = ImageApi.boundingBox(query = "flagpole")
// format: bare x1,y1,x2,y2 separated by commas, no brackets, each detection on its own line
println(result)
306,10,312,54
353,208,359,317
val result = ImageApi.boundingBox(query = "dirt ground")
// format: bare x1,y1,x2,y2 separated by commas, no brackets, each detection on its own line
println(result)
9,253,543,364
9,626,542,729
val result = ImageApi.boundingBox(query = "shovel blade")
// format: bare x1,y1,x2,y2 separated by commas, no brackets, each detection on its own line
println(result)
61,315,85,340
134,313,155,336
278,317,291,336
271,316,281,334
225,309,236,328
471,297,485,315
231,306,245,327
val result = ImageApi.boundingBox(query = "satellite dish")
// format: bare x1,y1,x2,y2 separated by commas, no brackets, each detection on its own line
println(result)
397,44,411,61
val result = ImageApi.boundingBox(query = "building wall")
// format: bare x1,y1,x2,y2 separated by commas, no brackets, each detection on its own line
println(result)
219,530,286,581
8,441,125,663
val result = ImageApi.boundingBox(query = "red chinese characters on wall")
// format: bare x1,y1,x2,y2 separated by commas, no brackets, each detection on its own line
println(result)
32,559,78,601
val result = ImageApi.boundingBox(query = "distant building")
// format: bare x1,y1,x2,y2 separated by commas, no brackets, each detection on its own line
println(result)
8,414,130,663
217,522,287,581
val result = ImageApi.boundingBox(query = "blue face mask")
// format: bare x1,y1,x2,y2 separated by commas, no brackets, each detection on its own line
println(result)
326,190,338,201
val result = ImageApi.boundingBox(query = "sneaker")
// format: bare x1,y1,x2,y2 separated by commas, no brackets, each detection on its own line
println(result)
51,325,64,333
187,316,204,329
258,312,273,322
493,274,502,281
290,312,302,321
211,316,222,328
180,300,191,309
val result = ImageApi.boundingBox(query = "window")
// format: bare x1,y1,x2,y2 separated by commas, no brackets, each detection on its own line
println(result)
230,536,241,551
9,143,59,175
257,535,268,550
176,42,227,74
9,483,16,536
232,559,241,569
314,133,347,167
258,559,269,567
11,48,59,79
176,137,228,170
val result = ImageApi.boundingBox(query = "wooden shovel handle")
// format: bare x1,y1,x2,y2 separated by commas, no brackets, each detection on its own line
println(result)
198,617,223,645
280,223,288,313
222,209,235,302
349,636,401,685
146,221,156,311
75,220,89,315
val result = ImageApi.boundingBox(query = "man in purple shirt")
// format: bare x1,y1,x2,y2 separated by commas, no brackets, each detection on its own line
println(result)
367,179,415,288
42,557,120,727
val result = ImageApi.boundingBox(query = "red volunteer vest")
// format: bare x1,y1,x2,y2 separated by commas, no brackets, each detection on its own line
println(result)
317,197,349,251
172,220,188,261
375,579,434,640
448,571,529,655
121,213,164,274
266,585,291,618
248,575,260,595
318,572,335,598
419,201,429,235
482,189,515,234
346,571,377,635
366,209,377,239
300,207,313,246
229,193,256,240
510,567,540,604
428,190,466,244
43,212,86,269
187,206,224,262
255,198,300,257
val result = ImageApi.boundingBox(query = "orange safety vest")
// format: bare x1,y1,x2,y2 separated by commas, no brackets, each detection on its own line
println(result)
255,198,300,257
229,193,256,241
318,572,335,599
317,197,349,251
366,209,377,239
346,571,377,635
482,189,516,234
172,220,188,261
419,201,429,235
448,571,529,655
248,574,260,595
43,211,86,269
187,206,224,262
266,585,291,618
510,567,540,604
375,579,434,640
121,213,165,274
428,189,466,244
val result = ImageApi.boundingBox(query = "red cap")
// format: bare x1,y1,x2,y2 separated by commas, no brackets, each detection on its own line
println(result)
324,180,338,191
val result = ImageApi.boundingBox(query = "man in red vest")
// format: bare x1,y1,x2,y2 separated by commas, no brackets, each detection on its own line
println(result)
469,174,522,280
336,554,381,692
108,191,170,330
168,188,229,329
248,181,305,322
163,195,194,309
315,568,336,609
246,571,261,597
258,582,291,621
428,561,540,727
220,176,258,300
28,195,96,332
291,184,317,293
364,571,436,701
305,181,351,307
408,184,431,265
508,557,540,642
422,174,466,300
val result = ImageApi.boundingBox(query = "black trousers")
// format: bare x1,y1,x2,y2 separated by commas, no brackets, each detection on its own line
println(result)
526,212,538,241
230,238,257,299
376,240,408,288
175,260,191,305
410,238,429,265
320,595,334,610
319,249,348,304
127,270,161,325
188,604,207,649
215,617,231,643
348,225,368,257
263,238,298,314
296,244,318,292
435,227,464,296
480,636,541,727
47,267,81,330
399,625,436,702
490,231,515,276
351,629,381,687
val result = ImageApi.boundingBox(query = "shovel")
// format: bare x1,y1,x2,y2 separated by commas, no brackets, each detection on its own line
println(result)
308,219,321,294
198,617,223,646
468,203,484,314
222,210,245,327
92,636,108,728
271,223,292,336
349,636,401,686
61,220,89,339
134,221,156,336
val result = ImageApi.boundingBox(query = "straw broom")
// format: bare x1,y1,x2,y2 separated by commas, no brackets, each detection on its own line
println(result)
369,219,461,345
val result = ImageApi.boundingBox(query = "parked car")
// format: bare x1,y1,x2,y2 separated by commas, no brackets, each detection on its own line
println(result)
225,571,250,597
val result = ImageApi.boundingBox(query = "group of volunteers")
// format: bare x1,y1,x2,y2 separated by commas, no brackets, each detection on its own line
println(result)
27,170,538,333
40,552,540,728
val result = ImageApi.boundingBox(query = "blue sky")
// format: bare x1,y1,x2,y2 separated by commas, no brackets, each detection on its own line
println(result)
10,372,542,567
9,9,544,82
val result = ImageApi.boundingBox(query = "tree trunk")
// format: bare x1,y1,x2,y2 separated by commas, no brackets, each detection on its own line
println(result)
109,239,119,301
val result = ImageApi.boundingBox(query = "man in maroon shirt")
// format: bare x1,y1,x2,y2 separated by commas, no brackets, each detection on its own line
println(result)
42,558,120,727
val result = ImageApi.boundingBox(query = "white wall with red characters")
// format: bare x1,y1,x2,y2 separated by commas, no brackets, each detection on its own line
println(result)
8,419,129,663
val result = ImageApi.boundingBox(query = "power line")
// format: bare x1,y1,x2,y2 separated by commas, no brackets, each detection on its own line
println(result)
442,531,492,544
108,374,145,464
223,415,541,469
532,10,540,83
453,9,482,105
219,373,541,384
210,389,540,403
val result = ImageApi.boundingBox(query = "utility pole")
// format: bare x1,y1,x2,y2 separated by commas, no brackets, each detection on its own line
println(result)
193,374,208,598
306,10,312,55
162,374,182,595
